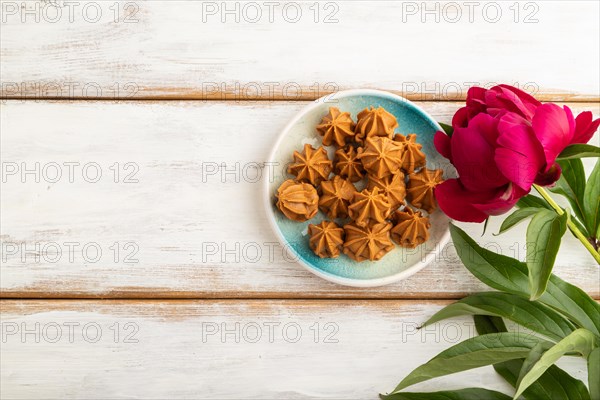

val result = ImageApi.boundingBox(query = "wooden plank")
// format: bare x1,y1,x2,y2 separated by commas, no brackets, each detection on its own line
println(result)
1,100,598,298
1,1,598,101
0,299,590,399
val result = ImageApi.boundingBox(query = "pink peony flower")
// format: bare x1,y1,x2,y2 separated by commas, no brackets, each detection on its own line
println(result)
434,85,599,223
451,84,541,129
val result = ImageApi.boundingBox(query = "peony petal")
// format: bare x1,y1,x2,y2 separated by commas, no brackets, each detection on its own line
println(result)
497,84,541,118
451,113,508,191
532,103,576,169
535,162,562,186
564,105,576,134
572,111,600,144
472,183,528,216
495,114,545,191
485,85,540,120
466,86,487,104
434,179,492,223
451,107,469,129
434,131,452,161
450,87,488,128
497,110,530,130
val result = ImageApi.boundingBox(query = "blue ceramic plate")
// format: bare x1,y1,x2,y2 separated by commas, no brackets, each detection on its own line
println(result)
264,89,451,287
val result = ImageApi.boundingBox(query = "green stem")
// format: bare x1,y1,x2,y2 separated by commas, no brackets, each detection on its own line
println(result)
533,184,600,264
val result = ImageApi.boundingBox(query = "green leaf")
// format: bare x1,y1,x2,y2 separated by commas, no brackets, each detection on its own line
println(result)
516,342,553,388
557,144,600,160
588,347,600,400
423,292,576,342
550,159,588,229
570,212,594,242
482,217,490,236
497,208,540,235
380,388,512,400
496,358,591,400
474,316,591,400
474,315,507,335
526,210,568,300
517,195,552,210
583,160,600,240
450,224,600,336
390,332,549,392
514,329,599,399
439,122,454,137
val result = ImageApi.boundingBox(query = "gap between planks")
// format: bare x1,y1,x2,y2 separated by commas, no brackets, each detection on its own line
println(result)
0,294,474,301
0,298,453,304
1,93,598,103
2,293,599,301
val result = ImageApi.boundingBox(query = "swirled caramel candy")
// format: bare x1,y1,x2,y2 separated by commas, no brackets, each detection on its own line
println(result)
319,176,357,219
316,107,356,147
276,179,319,222
348,187,391,227
343,222,395,262
393,133,426,174
367,172,406,210
308,220,345,258
334,145,365,183
288,144,333,186
390,207,431,248
407,168,443,213
355,106,398,144
357,137,404,179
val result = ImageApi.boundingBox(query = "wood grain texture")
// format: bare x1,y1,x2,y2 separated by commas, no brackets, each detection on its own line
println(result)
0,299,590,399
1,100,598,299
1,1,598,101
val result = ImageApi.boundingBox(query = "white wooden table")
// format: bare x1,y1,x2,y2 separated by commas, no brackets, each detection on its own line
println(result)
1,1,599,398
